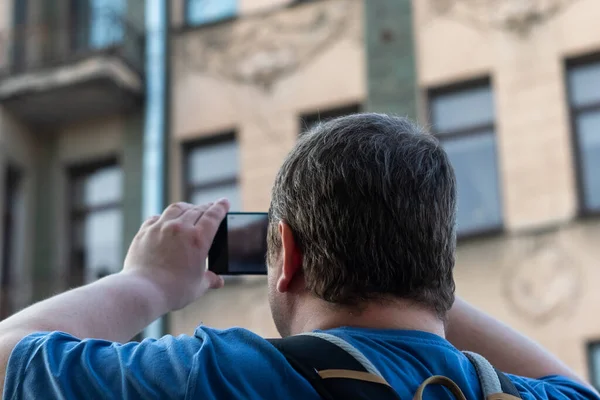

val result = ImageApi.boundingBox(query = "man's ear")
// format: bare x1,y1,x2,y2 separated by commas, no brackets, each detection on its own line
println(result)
276,221,303,293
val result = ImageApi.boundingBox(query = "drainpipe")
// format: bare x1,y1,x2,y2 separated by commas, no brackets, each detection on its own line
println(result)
141,0,170,339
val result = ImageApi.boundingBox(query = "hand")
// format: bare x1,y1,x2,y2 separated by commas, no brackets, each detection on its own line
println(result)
123,199,230,311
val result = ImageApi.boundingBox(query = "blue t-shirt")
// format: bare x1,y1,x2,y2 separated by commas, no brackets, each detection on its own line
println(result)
3,326,597,399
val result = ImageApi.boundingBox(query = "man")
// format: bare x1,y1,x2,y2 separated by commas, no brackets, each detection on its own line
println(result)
0,114,597,399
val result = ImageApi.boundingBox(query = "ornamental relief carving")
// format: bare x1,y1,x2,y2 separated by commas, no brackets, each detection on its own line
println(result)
429,0,583,36
176,0,362,90
503,233,582,324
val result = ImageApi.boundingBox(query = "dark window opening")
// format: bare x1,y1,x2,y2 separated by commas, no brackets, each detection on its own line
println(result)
11,0,28,72
68,161,123,288
566,56,600,214
588,341,600,391
184,133,242,211
185,0,238,26
1,166,21,319
70,0,126,52
428,79,503,238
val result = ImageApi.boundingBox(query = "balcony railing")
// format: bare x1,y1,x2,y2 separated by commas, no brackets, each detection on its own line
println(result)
0,8,145,78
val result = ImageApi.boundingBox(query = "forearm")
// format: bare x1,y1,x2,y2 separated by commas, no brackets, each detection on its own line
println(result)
0,271,172,395
0,271,169,359
447,297,596,391
0,271,169,342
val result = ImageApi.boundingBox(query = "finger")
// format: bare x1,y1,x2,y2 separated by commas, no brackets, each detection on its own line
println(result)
179,203,212,226
140,215,160,229
159,202,192,222
195,198,230,241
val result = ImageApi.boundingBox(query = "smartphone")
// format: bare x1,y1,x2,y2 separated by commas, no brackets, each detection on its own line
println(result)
208,212,269,275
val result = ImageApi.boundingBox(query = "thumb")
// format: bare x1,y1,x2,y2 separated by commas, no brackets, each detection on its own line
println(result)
203,270,225,290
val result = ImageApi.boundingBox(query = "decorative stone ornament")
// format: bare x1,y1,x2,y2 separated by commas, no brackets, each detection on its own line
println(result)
503,235,581,324
176,0,361,90
430,0,582,36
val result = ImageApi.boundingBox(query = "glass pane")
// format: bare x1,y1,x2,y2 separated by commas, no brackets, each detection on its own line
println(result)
12,0,27,71
576,111,600,210
72,166,123,208
187,140,239,185
81,208,123,283
190,182,242,212
431,85,495,133
442,131,503,234
187,0,237,25
89,0,125,49
569,61,600,107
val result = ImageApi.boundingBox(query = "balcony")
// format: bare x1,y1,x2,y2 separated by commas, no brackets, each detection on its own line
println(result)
0,9,145,128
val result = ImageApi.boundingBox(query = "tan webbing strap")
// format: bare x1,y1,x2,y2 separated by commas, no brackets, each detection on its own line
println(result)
317,369,392,387
412,375,468,400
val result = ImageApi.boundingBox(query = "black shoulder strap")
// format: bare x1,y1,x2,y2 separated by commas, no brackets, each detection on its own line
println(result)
267,334,401,400
495,368,522,398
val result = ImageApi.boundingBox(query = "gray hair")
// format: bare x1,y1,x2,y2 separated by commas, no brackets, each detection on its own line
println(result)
267,113,457,317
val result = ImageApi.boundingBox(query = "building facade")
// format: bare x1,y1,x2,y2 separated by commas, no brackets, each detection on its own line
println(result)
1,0,600,389
0,0,146,312
167,0,600,385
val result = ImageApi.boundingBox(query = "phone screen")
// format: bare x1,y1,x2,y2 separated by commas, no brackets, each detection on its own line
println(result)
208,212,269,275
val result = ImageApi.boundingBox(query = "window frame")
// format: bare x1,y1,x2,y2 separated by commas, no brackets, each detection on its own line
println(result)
426,77,504,240
565,53,600,217
182,131,239,205
587,341,600,390
66,157,122,287
299,103,362,136
1,165,21,319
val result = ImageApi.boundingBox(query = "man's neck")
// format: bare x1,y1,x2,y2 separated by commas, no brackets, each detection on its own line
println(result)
291,297,446,337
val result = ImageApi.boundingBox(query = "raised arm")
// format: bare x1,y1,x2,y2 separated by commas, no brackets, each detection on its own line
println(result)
0,200,229,397
446,296,598,394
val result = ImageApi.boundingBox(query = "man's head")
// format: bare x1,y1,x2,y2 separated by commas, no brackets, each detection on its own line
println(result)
266,113,457,337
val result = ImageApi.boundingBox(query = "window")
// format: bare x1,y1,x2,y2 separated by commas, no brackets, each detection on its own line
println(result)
72,0,126,51
185,0,237,26
567,58,600,213
299,104,362,135
185,134,242,211
69,161,123,287
11,0,28,72
428,80,503,236
588,342,600,390
1,166,21,319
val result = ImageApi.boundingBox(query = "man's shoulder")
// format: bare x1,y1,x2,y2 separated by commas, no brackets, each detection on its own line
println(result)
188,327,599,400
193,325,280,351
190,325,294,371
193,325,269,341
508,374,600,400
187,326,321,398
315,328,599,400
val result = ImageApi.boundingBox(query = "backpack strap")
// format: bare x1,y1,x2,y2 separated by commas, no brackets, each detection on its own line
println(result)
463,351,523,399
413,375,467,400
267,332,401,400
